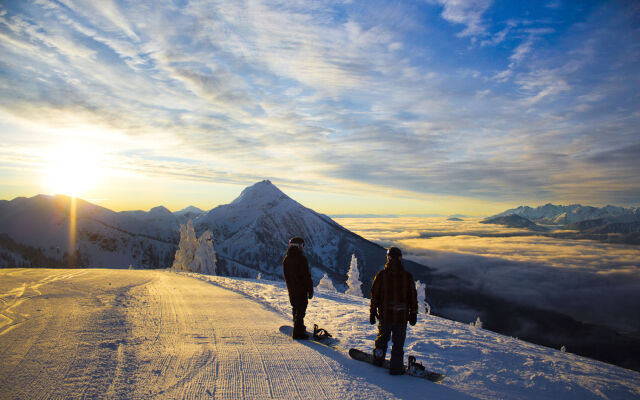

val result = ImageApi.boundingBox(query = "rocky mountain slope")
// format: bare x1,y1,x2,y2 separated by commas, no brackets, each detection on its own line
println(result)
480,214,549,231
492,203,640,226
192,180,431,288
0,181,430,290
486,203,640,243
0,195,177,268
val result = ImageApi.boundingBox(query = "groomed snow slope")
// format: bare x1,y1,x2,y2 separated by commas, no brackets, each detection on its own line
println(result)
186,273,640,400
1,268,638,399
0,268,465,399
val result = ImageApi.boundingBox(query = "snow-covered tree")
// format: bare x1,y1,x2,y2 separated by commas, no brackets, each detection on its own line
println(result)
191,231,217,275
173,220,197,272
317,273,336,292
172,220,217,275
416,280,430,315
345,254,363,297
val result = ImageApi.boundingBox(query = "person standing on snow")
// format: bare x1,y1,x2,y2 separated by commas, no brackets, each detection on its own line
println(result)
369,246,418,375
282,237,314,339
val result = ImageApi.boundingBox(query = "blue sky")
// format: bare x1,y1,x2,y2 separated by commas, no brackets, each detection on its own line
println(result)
0,0,638,214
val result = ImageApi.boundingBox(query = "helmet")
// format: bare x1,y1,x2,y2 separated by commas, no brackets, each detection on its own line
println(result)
288,237,305,248
387,246,402,258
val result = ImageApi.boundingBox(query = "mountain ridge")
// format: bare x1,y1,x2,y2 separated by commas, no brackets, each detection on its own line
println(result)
0,182,433,290
492,203,640,225
192,180,430,288
481,214,549,232
487,203,640,240
2,186,640,371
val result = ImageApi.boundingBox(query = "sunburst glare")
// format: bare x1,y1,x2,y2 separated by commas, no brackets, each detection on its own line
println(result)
42,144,104,198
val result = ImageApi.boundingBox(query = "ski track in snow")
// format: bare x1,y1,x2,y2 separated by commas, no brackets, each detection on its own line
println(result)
0,268,471,400
185,272,640,400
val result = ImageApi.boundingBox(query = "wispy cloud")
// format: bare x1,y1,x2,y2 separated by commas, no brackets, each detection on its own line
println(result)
0,1,638,211
430,0,493,37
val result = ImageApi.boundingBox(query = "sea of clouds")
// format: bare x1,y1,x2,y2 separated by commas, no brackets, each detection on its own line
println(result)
335,217,640,334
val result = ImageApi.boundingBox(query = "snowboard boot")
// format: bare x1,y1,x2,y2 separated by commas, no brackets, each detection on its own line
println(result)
373,348,385,366
292,321,309,340
293,331,309,340
389,353,404,375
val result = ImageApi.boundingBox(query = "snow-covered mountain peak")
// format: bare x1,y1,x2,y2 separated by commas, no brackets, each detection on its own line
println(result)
491,203,640,226
230,180,290,207
149,206,173,216
175,206,205,216
192,179,427,287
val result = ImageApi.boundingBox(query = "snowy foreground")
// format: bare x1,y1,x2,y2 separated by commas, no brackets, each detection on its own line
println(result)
1,269,639,399
187,272,640,400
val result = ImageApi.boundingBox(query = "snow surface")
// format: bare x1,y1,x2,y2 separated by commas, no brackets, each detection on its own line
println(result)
1,268,639,399
185,272,640,400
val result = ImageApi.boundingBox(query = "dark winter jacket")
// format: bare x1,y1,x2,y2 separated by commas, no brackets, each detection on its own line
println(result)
282,248,313,302
370,259,418,324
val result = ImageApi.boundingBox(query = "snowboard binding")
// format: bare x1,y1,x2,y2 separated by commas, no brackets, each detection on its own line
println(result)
407,355,426,376
312,324,332,342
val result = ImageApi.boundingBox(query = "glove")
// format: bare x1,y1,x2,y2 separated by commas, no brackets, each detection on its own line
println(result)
308,289,313,300
369,310,378,325
408,312,417,326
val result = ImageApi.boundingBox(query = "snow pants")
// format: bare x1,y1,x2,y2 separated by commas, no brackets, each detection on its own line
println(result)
374,321,407,373
290,295,308,337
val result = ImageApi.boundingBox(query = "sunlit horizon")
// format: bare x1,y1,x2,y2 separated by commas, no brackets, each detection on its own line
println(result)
1,1,638,215
334,216,640,333
5,181,635,218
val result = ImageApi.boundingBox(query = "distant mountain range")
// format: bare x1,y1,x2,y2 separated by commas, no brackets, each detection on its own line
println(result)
2,183,640,370
0,181,429,290
484,203,640,244
492,203,640,225
481,214,549,232
0,195,179,268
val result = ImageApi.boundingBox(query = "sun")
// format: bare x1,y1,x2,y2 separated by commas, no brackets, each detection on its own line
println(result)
42,144,104,198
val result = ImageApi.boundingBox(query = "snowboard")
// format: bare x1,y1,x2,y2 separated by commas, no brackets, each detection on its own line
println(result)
348,348,445,382
279,325,341,349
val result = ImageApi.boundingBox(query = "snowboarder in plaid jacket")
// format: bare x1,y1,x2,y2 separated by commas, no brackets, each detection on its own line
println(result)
369,246,418,374
283,237,314,339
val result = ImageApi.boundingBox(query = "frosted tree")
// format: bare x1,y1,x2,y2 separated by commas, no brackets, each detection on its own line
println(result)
173,220,197,272
416,280,431,315
345,254,363,297
172,220,217,275
192,231,217,275
471,316,483,329
317,273,336,292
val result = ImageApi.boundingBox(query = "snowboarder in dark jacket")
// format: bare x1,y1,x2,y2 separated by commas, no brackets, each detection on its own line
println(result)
283,237,314,339
370,246,418,374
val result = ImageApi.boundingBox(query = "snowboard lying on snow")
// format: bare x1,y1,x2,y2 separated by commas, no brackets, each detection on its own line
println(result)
280,325,444,382
279,325,341,349
349,348,445,382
